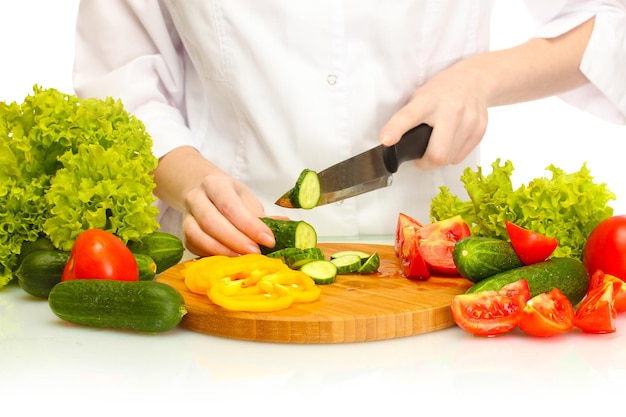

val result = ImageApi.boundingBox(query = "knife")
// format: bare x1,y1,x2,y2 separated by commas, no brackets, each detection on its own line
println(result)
275,123,432,208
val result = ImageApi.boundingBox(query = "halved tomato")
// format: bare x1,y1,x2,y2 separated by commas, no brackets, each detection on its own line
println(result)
518,288,575,337
398,225,430,280
589,269,626,313
505,221,558,265
451,279,530,337
574,278,620,334
416,215,471,274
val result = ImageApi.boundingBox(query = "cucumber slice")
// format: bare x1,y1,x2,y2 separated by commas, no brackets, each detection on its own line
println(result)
330,254,362,274
289,169,321,209
357,252,380,274
300,260,337,285
285,247,325,269
265,247,302,261
330,250,371,263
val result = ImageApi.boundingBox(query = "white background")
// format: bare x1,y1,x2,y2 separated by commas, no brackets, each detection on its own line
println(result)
1,1,624,213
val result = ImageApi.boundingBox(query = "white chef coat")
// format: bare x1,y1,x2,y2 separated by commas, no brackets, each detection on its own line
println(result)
73,0,626,241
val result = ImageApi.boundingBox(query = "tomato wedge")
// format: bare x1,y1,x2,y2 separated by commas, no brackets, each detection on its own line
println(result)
397,225,430,280
589,269,626,313
451,279,530,337
518,288,575,337
505,221,558,265
574,278,621,334
394,212,423,256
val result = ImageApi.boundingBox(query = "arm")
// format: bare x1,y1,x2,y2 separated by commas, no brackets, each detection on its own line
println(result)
379,17,596,170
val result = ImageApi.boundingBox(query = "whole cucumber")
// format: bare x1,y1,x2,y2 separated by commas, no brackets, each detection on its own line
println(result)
48,280,187,333
466,257,590,305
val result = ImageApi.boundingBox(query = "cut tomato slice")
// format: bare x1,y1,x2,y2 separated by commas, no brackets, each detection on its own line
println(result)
589,269,626,313
574,279,620,334
394,212,423,256
398,225,430,280
419,239,457,274
505,221,558,265
518,288,575,337
451,279,530,337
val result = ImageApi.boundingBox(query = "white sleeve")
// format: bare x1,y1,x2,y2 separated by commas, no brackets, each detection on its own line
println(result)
523,0,626,124
72,0,195,158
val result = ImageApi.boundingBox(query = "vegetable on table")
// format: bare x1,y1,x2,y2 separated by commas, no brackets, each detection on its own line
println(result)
505,221,558,265
518,288,575,337
452,236,524,283
430,159,615,261
48,280,187,333
582,214,626,282
574,277,621,334
182,253,321,312
589,270,626,313
127,231,185,274
62,229,139,282
0,86,160,288
16,249,70,298
451,279,530,337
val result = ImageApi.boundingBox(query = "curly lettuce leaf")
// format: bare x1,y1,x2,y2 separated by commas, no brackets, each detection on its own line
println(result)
0,86,160,286
430,159,616,260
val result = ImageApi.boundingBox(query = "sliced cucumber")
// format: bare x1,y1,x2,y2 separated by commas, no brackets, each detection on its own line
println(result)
330,254,362,274
285,247,325,269
265,247,302,261
288,169,321,209
357,252,380,274
330,250,371,263
300,260,337,285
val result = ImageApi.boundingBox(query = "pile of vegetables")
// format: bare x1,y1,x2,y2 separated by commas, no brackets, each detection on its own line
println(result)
430,159,615,260
0,86,160,288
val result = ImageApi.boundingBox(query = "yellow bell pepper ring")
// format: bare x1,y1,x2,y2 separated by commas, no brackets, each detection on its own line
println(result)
183,253,322,312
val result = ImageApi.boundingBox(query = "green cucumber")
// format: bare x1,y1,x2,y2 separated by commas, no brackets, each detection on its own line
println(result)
453,237,524,283
265,247,302,261
15,235,57,271
466,257,590,305
127,231,184,274
300,260,337,285
285,169,321,209
16,250,70,299
48,280,187,333
134,253,158,281
284,247,325,269
259,217,317,255
357,252,380,274
330,250,371,263
331,254,362,274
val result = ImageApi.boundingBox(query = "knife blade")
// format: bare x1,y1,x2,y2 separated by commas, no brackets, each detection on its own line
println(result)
275,123,432,208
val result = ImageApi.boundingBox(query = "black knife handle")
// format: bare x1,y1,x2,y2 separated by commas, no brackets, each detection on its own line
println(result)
382,123,432,173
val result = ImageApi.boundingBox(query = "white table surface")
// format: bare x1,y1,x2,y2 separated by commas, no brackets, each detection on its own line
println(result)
2,237,625,416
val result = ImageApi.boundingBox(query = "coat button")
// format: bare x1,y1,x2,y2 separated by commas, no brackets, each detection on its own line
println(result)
326,74,337,85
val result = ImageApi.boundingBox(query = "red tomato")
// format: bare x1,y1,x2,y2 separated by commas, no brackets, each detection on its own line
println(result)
505,221,558,265
583,215,626,282
62,229,139,282
574,278,620,334
589,269,626,313
416,215,471,274
518,288,575,337
451,279,530,337
394,212,423,256
397,225,430,280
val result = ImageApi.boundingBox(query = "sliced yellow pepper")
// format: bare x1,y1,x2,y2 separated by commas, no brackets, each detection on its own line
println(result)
183,253,321,312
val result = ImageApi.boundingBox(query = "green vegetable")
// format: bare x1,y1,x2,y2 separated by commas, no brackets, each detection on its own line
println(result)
430,159,615,260
16,249,70,299
466,257,590,305
452,237,524,283
331,254,362,274
127,231,185,274
299,260,338,285
0,86,160,288
259,217,317,255
48,280,187,333
134,253,158,281
284,247,325,269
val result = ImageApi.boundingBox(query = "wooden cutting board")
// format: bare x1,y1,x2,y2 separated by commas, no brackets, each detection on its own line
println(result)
156,243,473,343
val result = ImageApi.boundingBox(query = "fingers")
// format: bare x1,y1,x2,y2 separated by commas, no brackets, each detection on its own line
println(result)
182,173,275,257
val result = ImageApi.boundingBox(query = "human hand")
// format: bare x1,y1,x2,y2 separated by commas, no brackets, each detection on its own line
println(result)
378,58,491,170
181,171,276,257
